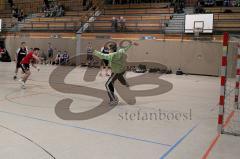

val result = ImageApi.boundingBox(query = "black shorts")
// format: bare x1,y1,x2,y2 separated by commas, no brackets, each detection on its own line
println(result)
20,64,30,73
16,62,21,68
102,59,109,67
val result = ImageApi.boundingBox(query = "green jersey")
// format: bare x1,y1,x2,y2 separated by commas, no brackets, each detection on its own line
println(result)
94,45,131,73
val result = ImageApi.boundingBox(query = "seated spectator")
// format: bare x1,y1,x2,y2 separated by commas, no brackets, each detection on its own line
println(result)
8,0,13,7
86,0,93,10
43,2,64,17
0,47,4,58
194,3,205,14
61,51,69,65
224,0,230,6
0,48,11,62
18,9,25,22
12,5,19,18
53,50,62,65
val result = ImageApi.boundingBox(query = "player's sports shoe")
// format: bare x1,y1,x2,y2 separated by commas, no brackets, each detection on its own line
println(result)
109,100,118,107
109,95,119,106
114,95,119,103
19,79,26,89
13,76,17,80
21,85,26,89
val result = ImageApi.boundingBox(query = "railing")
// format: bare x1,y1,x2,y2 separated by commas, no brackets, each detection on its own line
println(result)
103,2,171,9
102,7,174,15
11,2,43,15
213,13,240,20
20,21,81,32
94,14,171,21
204,6,240,13
84,20,166,34
31,17,83,22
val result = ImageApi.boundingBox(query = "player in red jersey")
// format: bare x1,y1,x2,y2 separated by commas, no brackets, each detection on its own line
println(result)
19,48,40,89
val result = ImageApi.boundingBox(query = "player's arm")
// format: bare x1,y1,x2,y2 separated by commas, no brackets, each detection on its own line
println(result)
94,50,113,61
32,54,40,63
32,54,40,71
118,41,139,54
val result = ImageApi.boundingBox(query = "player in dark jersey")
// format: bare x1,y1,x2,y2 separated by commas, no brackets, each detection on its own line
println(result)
100,45,111,76
19,48,40,89
14,42,28,80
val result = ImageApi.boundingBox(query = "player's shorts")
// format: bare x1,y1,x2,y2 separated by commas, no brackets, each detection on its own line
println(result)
102,59,109,67
16,62,22,68
20,64,30,73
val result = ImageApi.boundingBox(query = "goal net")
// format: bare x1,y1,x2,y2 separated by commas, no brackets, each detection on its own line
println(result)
218,33,240,136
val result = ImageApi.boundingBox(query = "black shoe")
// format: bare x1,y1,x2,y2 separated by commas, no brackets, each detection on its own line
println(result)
13,76,17,80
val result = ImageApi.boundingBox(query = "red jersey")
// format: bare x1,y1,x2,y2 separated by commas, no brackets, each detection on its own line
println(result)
21,52,33,64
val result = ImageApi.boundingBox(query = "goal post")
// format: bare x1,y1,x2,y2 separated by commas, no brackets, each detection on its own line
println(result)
218,32,240,136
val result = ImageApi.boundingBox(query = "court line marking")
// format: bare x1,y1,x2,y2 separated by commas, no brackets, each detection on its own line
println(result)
159,85,230,159
201,111,235,159
159,124,198,159
0,110,172,147
0,124,56,159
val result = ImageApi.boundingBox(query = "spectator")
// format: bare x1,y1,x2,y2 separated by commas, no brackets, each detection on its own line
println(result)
111,16,118,32
47,43,54,64
57,4,65,17
0,47,4,58
0,48,11,62
12,5,19,18
119,16,126,32
54,50,62,65
18,9,25,22
86,42,94,67
100,45,111,76
44,0,50,8
224,0,230,6
8,0,13,7
86,0,93,10
40,51,47,64
62,51,69,65
44,2,64,17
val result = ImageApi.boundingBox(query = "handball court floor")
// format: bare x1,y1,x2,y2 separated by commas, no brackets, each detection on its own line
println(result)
0,62,239,159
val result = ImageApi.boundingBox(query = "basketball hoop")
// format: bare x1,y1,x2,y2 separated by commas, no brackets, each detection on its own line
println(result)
194,28,203,37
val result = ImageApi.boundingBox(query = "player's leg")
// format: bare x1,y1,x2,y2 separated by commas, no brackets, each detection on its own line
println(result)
105,73,118,105
117,71,129,87
100,60,104,76
19,64,30,89
13,62,20,80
